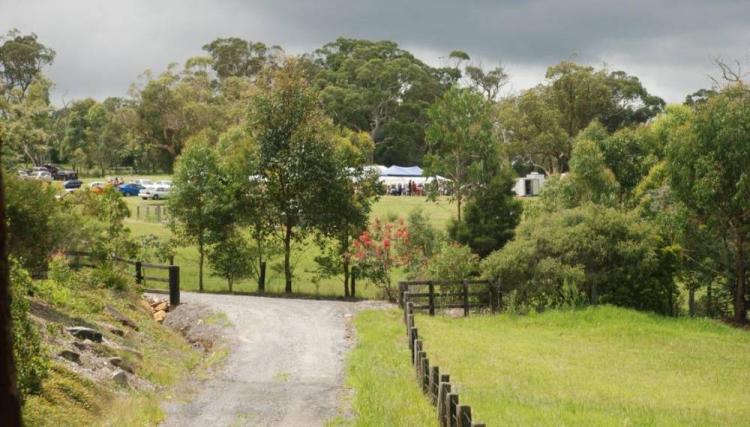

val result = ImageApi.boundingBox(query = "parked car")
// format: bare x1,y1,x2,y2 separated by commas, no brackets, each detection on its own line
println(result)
133,179,156,189
63,179,83,192
118,182,143,197
89,181,107,194
139,186,170,200
30,170,53,181
154,180,172,187
43,164,77,180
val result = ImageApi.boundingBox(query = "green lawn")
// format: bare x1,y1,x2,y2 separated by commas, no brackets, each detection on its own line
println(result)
123,194,454,297
338,309,436,426
414,306,750,426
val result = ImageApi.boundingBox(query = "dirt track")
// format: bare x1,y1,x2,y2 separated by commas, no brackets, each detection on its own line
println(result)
160,292,381,427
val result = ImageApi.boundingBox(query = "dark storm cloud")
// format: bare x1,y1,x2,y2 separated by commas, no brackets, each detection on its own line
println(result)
1,0,748,104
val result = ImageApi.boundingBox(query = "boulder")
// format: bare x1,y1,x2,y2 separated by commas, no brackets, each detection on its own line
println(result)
110,327,125,337
108,357,135,373
58,350,81,364
112,369,128,387
67,326,103,343
153,310,167,323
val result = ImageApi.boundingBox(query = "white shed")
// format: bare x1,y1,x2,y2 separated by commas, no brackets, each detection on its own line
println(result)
513,172,546,197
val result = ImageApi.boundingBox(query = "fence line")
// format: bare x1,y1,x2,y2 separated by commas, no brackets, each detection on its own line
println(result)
399,279,501,316
403,301,484,426
67,251,180,306
134,204,170,224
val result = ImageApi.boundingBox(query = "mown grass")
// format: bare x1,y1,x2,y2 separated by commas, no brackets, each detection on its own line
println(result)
415,305,750,426
339,309,436,426
124,195,452,297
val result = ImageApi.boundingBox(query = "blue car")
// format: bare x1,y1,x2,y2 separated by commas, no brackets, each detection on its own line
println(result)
118,183,144,197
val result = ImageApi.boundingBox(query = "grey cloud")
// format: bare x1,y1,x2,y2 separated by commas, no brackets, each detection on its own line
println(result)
1,0,748,104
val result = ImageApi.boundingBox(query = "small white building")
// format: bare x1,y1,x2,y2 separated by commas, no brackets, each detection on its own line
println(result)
513,172,546,197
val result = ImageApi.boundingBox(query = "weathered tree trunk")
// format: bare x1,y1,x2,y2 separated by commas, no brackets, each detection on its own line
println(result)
228,277,233,293
342,234,350,297
284,223,293,294
343,258,351,298
688,287,696,317
0,138,23,425
734,231,747,323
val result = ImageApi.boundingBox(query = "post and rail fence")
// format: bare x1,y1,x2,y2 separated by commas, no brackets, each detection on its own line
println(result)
403,300,485,426
399,279,501,316
67,251,180,306
134,204,170,224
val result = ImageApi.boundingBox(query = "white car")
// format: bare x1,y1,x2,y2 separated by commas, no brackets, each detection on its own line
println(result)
154,180,172,187
30,170,53,181
133,179,156,189
139,186,171,200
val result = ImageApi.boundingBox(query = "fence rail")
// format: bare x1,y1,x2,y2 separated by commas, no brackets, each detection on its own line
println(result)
134,204,170,224
399,280,501,316
404,301,484,426
67,251,180,306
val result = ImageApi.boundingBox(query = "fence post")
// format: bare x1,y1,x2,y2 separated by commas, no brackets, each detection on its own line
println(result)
457,405,472,427
399,282,406,307
428,280,435,316
448,393,459,427
409,327,418,353
438,381,452,427
414,343,424,368
416,351,426,381
168,265,180,306
405,302,414,326
420,357,429,392
134,261,143,285
259,261,266,293
351,267,356,297
430,366,440,404
463,279,469,317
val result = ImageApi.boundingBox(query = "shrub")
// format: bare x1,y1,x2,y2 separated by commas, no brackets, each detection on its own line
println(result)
426,243,480,282
10,259,49,399
351,218,411,301
482,204,679,315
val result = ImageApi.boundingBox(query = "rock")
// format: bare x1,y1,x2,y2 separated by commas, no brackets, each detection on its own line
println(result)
139,299,153,312
154,302,168,312
109,357,135,373
153,310,167,323
67,326,103,343
72,341,89,351
112,369,128,387
105,305,139,330
58,350,81,364
110,327,125,337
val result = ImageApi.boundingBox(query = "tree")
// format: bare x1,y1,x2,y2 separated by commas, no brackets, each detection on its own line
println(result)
169,135,233,291
424,87,499,221
208,232,253,292
666,83,750,323
465,65,508,101
449,172,522,257
202,37,275,80
312,38,446,165
0,29,55,99
248,58,349,293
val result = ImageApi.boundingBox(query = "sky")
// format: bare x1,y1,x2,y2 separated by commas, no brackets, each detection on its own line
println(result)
1,0,748,105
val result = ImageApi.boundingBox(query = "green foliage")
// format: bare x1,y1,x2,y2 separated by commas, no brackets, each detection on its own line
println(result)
10,258,49,399
202,37,273,80
402,209,445,278
208,232,254,292
482,204,679,314
426,243,479,281
448,172,522,257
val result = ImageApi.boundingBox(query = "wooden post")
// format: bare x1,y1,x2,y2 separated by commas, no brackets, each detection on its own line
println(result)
428,280,435,316
457,405,472,427
399,282,406,307
168,265,180,306
259,261,266,292
415,345,424,370
134,261,143,285
420,357,429,392
350,267,356,297
462,279,469,317
430,366,440,404
405,302,414,326
448,393,459,427
438,381,452,427
416,351,426,381
409,327,418,353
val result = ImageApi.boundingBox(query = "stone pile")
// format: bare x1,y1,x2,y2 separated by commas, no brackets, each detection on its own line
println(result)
141,295,171,323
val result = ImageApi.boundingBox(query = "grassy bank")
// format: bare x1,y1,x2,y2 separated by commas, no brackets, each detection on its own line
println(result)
124,195,454,297
340,309,435,426
415,306,750,426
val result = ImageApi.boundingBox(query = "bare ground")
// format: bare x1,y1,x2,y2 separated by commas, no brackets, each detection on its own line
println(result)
158,292,390,427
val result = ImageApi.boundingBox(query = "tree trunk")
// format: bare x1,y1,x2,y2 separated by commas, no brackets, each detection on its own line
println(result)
342,234,350,297
0,138,23,425
228,277,233,293
284,223,293,294
734,231,747,323
707,281,713,317
343,258,350,298
688,287,696,317
198,241,204,292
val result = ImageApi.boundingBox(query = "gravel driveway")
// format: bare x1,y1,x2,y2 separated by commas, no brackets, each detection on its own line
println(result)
160,292,381,427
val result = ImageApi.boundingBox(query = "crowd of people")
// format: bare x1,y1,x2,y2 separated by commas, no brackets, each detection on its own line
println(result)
386,180,425,196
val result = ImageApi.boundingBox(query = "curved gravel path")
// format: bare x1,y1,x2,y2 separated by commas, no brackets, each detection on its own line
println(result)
160,292,380,427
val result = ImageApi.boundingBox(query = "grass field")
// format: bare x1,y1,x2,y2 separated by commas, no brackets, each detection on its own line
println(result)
121,192,456,297
412,306,750,426
338,309,436,426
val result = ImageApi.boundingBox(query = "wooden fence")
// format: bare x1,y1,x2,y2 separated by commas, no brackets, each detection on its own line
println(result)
67,251,180,306
134,204,170,224
404,301,484,426
399,280,501,316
